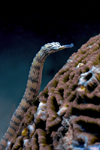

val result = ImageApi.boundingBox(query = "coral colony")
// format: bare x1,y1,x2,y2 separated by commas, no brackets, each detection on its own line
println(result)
1,34,100,149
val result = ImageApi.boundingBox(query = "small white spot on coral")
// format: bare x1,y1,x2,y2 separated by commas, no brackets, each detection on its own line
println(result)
76,63,84,68
62,64,67,69
57,106,67,116
67,59,73,63
28,124,35,134
39,102,47,108
24,139,29,147
76,86,86,92
40,112,46,120
34,102,47,121
88,45,92,48
5,141,11,150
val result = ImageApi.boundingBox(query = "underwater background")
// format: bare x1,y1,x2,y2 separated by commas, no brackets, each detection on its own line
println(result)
0,2,100,139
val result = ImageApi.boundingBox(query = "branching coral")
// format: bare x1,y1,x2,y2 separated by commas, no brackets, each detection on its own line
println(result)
1,34,100,149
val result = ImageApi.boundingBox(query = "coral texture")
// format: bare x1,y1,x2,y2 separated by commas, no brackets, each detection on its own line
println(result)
2,34,100,149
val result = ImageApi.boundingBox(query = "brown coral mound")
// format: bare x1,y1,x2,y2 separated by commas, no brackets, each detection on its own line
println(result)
6,34,100,149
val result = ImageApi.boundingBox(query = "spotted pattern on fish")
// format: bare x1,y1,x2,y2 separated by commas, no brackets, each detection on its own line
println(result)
0,42,74,149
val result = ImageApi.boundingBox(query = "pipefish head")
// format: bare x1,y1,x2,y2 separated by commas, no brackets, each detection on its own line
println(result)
41,42,74,54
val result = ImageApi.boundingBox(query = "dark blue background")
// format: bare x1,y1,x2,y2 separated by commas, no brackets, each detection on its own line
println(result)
0,1,100,139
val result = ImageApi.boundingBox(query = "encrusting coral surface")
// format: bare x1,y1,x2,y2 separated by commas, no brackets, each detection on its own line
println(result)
1,34,100,149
